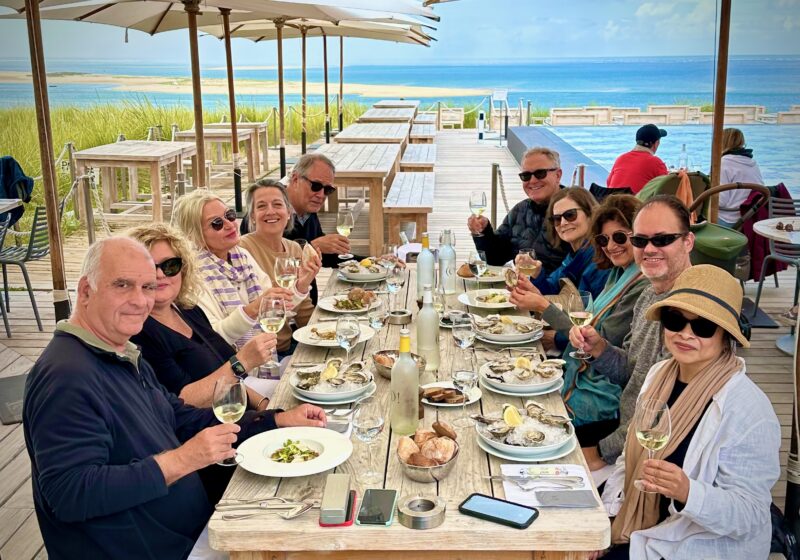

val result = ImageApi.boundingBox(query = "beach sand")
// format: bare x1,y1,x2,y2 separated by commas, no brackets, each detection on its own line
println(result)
0,71,490,99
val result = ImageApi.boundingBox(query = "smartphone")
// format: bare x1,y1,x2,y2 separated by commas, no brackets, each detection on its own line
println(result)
356,489,398,526
458,493,539,529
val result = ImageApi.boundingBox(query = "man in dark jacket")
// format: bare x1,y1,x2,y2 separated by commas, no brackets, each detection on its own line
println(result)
24,237,327,560
468,146,568,272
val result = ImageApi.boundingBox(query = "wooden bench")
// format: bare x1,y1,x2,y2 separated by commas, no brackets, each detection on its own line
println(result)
400,144,437,172
384,172,435,243
410,124,435,144
413,112,437,125
440,107,464,128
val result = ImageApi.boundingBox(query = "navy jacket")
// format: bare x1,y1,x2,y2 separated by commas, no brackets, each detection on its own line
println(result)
531,241,610,298
24,327,279,560
0,156,34,227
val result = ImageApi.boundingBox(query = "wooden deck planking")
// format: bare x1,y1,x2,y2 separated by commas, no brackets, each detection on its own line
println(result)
0,130,795,558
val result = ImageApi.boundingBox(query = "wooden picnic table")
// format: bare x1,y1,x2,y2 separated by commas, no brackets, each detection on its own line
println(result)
358,107,416,124
204,121,270,175
174,128,258,182
314,143,401,256
209,270,611,559
334,123,410,153
73,140,197,222
373,99,421,112
410,124,436,144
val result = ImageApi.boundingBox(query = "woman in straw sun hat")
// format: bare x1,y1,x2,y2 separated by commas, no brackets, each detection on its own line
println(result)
593,264,780,560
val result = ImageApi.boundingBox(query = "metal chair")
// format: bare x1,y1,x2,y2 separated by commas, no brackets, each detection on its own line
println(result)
0,206,46,332
752,198,800,317
0,216,13,337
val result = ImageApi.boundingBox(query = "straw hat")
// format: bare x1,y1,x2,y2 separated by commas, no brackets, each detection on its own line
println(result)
645,264,750,347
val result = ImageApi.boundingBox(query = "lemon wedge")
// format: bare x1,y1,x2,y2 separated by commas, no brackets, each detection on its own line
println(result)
359,258,373,267
499,316,514,325
514,356,532,370
502,404,524,427
320,364,339,381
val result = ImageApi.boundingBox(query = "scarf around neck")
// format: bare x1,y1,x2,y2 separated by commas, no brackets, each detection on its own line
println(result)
723,147,753,158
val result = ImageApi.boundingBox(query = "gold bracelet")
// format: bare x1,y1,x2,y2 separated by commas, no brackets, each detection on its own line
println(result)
256,397,269,410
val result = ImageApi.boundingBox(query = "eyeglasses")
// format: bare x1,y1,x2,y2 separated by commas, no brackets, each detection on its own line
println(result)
519,168,558,182
209,209,237,231
629,232,686,249
594,230,632,248
548,208,581,224
155,257,183,277
660,307,719,338
303,176,336,196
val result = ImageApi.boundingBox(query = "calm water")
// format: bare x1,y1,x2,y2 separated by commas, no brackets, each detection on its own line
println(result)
0,55,798,110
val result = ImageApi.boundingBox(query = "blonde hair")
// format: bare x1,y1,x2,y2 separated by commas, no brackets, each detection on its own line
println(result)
721,128,745,155
523,146,561,169
171,189,225,251
125,223,201,308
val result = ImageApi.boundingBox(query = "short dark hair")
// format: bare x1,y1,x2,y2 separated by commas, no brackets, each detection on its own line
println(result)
544,187,599,245
590,194,642,269
635,195,691,234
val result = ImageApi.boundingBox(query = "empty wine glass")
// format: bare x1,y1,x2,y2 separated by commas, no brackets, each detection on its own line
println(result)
274,257,299,318
633,398,672,493
368,297,389,331
294,239,309,265
451,348,478,428
336,210,354,260
386,266,405,311
452,315,476,351
468,250,488,289
212,378,247,466
432,284,447,317
380,243,399,269
568,290,594,360
351,396,385,485
469,191,487,237
336,316,360,365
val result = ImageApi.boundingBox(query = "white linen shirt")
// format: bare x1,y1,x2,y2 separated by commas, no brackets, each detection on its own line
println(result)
602,358,780,560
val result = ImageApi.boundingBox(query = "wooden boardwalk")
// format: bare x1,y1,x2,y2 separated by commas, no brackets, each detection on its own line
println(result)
0,130,795,558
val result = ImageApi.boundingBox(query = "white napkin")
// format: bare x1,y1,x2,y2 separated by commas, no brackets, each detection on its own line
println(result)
500,464,593,507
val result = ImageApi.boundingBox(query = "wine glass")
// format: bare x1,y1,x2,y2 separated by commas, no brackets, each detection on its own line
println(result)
515,249,538,277
386,265,405,312
212,378,247,466
380,243,398,269
633,398,672,493
258,296,285,377
451,346,478,428
469,191,487,237
368,297,389,331
468,250,488,290
432,283,447,317
568,290,594,360
274,257,299,318
336,316,360,365
294,238,309,264
351,396,385,485
452,315,475,351
336,210,354,260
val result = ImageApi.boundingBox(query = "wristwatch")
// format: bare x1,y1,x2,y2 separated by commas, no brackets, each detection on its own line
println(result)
229,355,248,380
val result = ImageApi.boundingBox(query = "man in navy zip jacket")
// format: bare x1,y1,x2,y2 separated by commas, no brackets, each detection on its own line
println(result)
24,237,327,560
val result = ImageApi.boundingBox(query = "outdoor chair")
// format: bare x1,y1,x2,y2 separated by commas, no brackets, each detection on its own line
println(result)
0,205,46,333
752,198,800,318
0,216,13,337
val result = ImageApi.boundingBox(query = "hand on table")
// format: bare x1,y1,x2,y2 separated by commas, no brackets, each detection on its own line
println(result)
311,234,350,256
275,404,327,428
640,459,690,504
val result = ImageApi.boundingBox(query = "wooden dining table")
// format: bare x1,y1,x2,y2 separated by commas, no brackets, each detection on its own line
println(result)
373,99,421,113
358,107,416,124
174,128,258,182
209,269,611,559
204,121,270,175
334,123,410,153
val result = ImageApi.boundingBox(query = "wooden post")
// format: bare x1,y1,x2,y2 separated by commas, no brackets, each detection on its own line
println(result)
184,0,206,188
527,100,532,126
221,8,242,213
323,33,331,143
338,36,344,133
276,20,287,177
518,98,524,126
437,101,442,130
24,0,70,320
67,142,80,221
301,26,307,154
709,0,732,224
491,162,499,227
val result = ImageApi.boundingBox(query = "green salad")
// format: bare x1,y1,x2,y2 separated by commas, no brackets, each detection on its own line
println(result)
270,439,320,463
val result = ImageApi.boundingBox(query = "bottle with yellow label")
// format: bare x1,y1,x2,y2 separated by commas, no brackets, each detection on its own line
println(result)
390,328,419,436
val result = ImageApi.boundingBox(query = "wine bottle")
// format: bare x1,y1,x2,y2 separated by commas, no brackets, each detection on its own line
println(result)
438,230,457,295
416,232,435,301
390,329,419,436
417,284,440,377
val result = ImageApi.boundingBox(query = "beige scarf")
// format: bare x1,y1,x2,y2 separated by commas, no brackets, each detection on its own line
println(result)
610,351,740,544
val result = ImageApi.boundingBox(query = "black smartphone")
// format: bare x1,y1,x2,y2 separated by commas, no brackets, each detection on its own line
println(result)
458,493,539,529
356,489,398,526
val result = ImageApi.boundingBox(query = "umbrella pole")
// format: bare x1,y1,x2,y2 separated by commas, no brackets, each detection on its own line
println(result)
276,20,287,177
184,0,206,188
301,27,307,155
221,8,242,214
323,33,330,143
24,0,70,321
790,323,800,543
709,0,731,223
338,37,344,133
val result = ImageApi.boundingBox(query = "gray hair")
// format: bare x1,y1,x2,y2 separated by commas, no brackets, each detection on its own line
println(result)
80,237,151,289
245,179,295,233
523,146,561,169
290,152,335,181
171,189,226,250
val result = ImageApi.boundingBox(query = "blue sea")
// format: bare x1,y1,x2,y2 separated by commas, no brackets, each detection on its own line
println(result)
0,55,798,111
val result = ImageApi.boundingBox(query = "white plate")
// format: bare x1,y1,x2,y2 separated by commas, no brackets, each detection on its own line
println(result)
458,289,515,309
479,377,564,397
475,331,543,346
420,381,482,408
473,315,544,343
462,266,506,284
476,433,577,463
476,417,576,456
236,426,353,478
317,295,378,314
479,361,564,393
292,382,377,406
290,368,373,403
293,324,376,347
337,272,382,284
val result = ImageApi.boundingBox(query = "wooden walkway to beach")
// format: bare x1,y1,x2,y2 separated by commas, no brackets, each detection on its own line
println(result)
0,130,795,558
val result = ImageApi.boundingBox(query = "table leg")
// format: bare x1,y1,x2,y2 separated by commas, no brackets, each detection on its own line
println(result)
75,163,88,226
328,188,339,214
129,167,139,201
190,155,199,187
261,129,269,172
151,162,163,221
245,138,256,182
167,160,178,208
250,131,261,177
100,167,114,212
369,177,384,256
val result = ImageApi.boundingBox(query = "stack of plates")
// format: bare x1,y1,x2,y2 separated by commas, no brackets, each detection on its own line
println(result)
475,420,577,462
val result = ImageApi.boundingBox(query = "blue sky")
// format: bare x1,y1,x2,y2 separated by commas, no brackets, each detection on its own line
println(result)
0,0,798,67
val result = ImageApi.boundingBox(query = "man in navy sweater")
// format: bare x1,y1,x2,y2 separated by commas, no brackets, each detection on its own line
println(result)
24,237,327,560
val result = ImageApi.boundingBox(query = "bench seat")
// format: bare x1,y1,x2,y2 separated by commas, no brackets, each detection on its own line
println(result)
400,144,437,172
384,172,435,244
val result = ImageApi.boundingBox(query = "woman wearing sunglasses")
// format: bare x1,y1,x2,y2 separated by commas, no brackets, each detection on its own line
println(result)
509,187,610,322
593,265,779,560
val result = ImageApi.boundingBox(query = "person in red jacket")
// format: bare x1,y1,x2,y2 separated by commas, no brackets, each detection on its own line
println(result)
606,124,669,194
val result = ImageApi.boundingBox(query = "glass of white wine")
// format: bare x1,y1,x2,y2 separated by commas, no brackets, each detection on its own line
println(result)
469,191,487,237
351,396,385,485
515,249,539,277
212,378,247,466
633,398,672,493
451,345,478,428
568,290,594,360
258,296,285,377
336,316,360,365
274,257,299,318
336,210,354,260
433,283,447,317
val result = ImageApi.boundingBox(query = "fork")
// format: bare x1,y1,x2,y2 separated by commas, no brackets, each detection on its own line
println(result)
221,502,318,520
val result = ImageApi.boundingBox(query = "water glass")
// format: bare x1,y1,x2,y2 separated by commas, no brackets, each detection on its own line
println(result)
368,297,389,330
386,266,405,311
351,396,385,485
336,316,360,364
451,351,478,428
467,250,487,289
452,316,475,350
380,243,399,269
212,378,247,466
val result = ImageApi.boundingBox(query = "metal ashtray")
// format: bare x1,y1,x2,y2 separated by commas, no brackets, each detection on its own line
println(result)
388,309,412,325
397,495,446,530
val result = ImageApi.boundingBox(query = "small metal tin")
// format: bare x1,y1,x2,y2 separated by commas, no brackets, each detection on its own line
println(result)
387,309,412,325
397,494,446,530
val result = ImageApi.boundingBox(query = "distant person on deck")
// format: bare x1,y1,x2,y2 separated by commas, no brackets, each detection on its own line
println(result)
606,124,669,194
716,127,765,228
467,146,568,272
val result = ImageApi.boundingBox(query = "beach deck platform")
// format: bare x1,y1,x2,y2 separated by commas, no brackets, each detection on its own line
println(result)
0,130,794,558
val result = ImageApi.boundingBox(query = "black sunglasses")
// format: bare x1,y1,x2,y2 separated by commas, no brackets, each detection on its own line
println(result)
209,209,237,231
595,230,632,248
304,176,336,196
519,168,558,182
660,307,719,338
629,232,686,249
155,257,183,277
548,208,581,224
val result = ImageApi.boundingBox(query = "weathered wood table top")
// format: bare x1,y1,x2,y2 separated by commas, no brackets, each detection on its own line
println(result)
314,143,400,178
209,268,610,559
174,128,255,142
358,107,416,124
334,123,410,144
373,99,421,110
73,140,196,163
